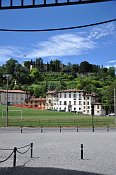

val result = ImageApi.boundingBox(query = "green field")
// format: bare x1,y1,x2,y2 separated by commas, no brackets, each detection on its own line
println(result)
0,105,115,127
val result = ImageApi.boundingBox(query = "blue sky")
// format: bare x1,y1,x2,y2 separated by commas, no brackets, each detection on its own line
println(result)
0,0,116,67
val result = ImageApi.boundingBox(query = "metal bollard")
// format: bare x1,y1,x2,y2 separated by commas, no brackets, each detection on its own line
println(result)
81,144,84,160
77,126,78,132
13,147,17,167
107,125,109,132
41,126,43,133
60,126,61,133
92,126,94,132
31,143,33,158
21,126,22,133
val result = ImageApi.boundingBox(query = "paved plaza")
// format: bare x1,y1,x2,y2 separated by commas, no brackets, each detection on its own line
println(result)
0,128,116,175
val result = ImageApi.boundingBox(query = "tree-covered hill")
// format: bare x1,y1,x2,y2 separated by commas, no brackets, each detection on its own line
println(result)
0,58,116,112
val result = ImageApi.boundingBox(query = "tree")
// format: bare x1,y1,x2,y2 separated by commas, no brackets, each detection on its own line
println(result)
79,61,92,74
35,58,43,70
108,67,115,78
5,58,18,76
30,68,43,82
24,61,31,70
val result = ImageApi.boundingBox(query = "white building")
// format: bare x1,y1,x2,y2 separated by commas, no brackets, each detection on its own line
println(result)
93,103,106,116
82,93,97,115
57,89,84,112
46,89,105,116
46,90,58,110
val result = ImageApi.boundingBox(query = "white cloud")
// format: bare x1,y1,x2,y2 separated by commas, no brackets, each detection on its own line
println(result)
0,46,25,65
0,22,115,65
88,23,115,40
107,60,116,63
26,33,96,59
105,65,116,69
26,23,116,59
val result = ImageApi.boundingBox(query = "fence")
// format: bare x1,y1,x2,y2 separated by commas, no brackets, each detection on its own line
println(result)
0,125,115,134
0,143,33,167
1,117,114,128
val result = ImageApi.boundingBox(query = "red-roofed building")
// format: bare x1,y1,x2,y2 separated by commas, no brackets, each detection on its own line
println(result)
25,97,46,109
0,90,30,105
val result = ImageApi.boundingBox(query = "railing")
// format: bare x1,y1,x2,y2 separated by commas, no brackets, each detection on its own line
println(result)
0,143,33,167
0,0,112,10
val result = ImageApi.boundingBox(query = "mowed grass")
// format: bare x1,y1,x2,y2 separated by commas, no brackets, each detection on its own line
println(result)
0,105,115,127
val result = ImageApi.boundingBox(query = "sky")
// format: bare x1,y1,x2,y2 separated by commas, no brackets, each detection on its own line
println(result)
0,0,116,67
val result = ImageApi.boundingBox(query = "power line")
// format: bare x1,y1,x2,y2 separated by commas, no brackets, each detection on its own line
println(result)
0,18,115,32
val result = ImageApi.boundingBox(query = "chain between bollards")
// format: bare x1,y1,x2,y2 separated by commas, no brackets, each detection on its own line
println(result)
13,147,17,167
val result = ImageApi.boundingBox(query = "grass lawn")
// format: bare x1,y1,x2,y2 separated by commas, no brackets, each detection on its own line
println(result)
0,105,115,127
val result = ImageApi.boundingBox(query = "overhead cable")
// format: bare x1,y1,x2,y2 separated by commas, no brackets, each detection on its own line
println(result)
0,18,115,32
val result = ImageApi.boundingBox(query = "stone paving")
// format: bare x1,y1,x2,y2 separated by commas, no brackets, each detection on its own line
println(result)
0,129,116,175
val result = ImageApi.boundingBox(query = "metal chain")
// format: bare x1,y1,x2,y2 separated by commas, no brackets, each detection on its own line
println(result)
0,151,14,163
17,146,31,155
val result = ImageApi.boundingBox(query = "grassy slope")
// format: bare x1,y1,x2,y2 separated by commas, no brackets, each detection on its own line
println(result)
0,105,115,127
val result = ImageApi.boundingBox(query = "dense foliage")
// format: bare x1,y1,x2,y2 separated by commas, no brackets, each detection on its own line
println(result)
0,58,116,113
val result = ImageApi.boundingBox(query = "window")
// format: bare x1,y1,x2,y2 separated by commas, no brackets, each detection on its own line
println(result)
74,107,76,111
97,105,99,109
79,94,81,100
83,102,85,105
73,93,76,98
60,93,62,98
87,97,89,100
64,93,66,98
88,106,90,109
87,101,89,105
69,101,71,105
64,101,67,105
60,101,62,105
69,93,71,98
83,106,85,109
74,101,76,105
87,110,89,113
79,101,81,105
79,107,81,110
84,97,85,100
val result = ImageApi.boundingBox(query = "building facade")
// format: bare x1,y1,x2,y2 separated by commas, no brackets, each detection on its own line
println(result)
46,89,105,115
25,97,46,109
0,90,30,105
46,90,57,110
93,103,106,116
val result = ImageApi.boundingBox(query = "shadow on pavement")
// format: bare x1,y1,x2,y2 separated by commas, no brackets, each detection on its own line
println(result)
0,167,105,175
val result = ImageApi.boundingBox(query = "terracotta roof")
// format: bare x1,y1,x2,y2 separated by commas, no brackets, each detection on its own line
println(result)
83,93,97,97
26,98,46,102
58,89,83,93
0,90,29,94
46,90,57,94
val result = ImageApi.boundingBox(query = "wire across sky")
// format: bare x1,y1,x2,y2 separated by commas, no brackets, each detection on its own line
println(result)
0,18,115,32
